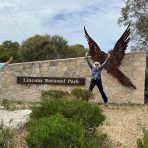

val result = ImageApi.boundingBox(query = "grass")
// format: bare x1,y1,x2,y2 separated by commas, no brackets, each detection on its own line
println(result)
0,99,39,110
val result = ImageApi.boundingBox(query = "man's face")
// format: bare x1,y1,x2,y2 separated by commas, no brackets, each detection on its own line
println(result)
93,62,100,68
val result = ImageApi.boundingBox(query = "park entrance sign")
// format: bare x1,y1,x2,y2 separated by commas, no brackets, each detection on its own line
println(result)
17,76,85,85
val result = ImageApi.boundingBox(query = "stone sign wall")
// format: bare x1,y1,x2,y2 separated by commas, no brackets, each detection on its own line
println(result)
0,51,146,104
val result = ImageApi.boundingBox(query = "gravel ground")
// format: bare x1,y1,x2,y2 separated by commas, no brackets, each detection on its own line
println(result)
0,104,147,148
99,104,148,148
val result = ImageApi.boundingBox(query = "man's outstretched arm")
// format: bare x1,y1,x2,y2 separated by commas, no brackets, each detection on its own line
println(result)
85,52,92,69
4,56,13,66
100,54,110,70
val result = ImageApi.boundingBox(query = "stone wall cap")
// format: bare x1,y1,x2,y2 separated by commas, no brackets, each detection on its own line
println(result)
8,51,146,66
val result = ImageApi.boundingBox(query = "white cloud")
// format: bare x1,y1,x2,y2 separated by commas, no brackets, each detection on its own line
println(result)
0,0,128,52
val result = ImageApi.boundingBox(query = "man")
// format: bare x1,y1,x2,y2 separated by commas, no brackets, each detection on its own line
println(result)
85,52,110,104
0,56,13,71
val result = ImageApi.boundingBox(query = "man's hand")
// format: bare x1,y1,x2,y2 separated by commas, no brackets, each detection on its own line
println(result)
5,56,13,66
107,53,111,58
85,52,89,57
10,56,13,61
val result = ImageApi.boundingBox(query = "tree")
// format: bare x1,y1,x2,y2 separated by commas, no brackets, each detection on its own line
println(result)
21,35,71,62
20,35,87,62
50,35,69,59
20,35,56,62
118,0,148,92
0,40,22,63
118,0,148,52
1,40,20,50
68,44,88,58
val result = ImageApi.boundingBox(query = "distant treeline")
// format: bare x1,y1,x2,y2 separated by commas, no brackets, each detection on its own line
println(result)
0,34,88,63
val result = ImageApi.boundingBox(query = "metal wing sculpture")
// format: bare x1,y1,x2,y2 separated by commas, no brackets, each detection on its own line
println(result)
84,24,136,89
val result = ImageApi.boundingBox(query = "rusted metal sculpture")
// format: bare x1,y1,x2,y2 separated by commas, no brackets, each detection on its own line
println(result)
84,24,136,89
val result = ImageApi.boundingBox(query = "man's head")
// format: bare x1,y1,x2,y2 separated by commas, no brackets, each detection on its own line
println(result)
93,62,101,68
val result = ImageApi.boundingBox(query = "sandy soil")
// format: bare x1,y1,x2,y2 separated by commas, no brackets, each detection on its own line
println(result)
99,104,148,148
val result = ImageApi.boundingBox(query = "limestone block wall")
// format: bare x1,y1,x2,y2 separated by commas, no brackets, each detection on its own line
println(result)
0,51,146,104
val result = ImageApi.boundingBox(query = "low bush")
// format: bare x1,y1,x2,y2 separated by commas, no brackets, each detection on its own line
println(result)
26,114,84,148
41,88,93,101
84,131,109,148
1,99,11,110
71,88,93,101
0,121,14,148
27,90,108,148
137,129,148,148
26,114,109,148
31,98,105,128
41,89,70,99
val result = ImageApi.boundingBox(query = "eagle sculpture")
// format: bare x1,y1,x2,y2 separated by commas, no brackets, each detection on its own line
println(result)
84,24,136,89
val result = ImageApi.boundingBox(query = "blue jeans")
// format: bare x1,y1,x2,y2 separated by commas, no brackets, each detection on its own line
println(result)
89,79,108,103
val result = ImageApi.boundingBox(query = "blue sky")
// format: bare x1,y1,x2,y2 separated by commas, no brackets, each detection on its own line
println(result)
0,0,127,52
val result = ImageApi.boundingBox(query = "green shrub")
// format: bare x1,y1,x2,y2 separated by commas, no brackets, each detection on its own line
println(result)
28,90,107,147
1,99,11,110
84,131,109,148
31,98,105,128
41,89,70,99
26,115,109,148
137,129,148,148
29,94,108,148
26,114,84,148
41,88,93,101
0,48,23,63
71,88,93,101
0,121,14,148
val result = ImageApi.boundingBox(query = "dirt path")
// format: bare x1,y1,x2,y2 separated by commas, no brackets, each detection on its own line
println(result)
99,104,148,148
